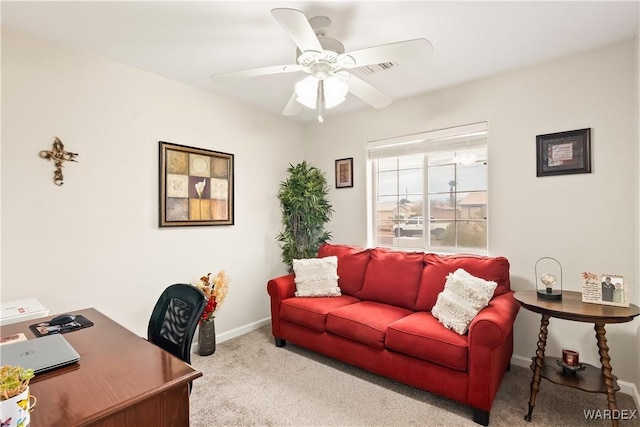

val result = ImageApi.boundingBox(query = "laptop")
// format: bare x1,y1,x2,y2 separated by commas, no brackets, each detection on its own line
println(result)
0,334,80,373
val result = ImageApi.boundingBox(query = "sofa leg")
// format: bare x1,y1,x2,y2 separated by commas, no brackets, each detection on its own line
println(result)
507,362,511,371
275,337,286,347
472,408,489,426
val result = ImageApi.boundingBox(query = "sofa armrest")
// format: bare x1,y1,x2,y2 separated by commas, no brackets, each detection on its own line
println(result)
468,291,520,347
267,274,296,341
267,273,296,300
466,291,520,411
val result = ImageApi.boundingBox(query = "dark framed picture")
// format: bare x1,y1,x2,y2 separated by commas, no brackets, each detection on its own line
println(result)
335,157,353,188
536,128,591,177
159,141,234,227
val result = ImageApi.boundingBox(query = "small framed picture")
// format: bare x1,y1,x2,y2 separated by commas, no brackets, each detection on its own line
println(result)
581,272,628,307
536,128,591,177
335,157,353,189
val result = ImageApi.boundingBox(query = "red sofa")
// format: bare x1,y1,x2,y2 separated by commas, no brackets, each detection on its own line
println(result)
267,244,520,425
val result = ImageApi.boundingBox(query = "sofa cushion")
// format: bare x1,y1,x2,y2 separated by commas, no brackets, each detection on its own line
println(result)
359,248,424,310
280,295,360,331
431,268,497,335
318,243,370,298
415,253,510,312
326,301,412,350
386,312,469,371
293,256,341,297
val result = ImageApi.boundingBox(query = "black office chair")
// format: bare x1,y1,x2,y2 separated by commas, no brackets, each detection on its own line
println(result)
147,283,206,365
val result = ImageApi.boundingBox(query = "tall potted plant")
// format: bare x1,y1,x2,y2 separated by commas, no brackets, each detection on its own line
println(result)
277,161,333,272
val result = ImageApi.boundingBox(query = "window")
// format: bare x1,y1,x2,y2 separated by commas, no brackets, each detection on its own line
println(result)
368,123,488,253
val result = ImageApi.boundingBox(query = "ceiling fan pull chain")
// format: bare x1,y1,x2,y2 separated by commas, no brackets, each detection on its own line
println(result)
316,79,325,123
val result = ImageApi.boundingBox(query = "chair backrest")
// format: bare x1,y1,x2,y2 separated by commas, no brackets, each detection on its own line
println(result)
147,283,206,364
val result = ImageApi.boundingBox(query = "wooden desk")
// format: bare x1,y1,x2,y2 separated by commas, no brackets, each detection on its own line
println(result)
0,308,202,426
514,291,640,427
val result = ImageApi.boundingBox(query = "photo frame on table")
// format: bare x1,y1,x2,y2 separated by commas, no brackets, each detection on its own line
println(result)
536,128,591,177
335,157,353,189
159,141,234,227
581,272,628,308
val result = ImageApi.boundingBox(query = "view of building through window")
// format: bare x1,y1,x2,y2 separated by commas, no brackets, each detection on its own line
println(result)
368,124,487,253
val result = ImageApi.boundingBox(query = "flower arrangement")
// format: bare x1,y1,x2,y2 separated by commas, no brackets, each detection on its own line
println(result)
0,365,34,401
194,270,230,322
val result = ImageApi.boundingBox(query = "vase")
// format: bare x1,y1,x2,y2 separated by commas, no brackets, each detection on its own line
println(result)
198,319,216,356
0,386,36,427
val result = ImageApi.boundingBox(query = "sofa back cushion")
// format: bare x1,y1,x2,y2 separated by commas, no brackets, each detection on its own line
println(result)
360,248,424,311
415,253,511,312
318,243,370,298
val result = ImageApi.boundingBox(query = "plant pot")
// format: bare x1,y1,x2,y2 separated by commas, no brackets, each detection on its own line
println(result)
0,386,36,427
198,319,216,356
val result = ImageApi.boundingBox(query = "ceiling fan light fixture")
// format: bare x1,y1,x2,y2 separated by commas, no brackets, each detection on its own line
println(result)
294,76,318,109
214,8,431,120
323,75,348,108
294,75,348,111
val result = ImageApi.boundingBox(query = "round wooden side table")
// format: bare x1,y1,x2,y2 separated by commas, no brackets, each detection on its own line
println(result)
514,290,640,427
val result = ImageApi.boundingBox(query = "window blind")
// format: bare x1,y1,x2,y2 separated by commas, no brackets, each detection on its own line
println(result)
367,122,487,159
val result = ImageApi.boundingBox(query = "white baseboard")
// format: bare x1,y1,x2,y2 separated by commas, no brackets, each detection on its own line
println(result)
216,317,271,344
191,317,271,355
511,355,640,410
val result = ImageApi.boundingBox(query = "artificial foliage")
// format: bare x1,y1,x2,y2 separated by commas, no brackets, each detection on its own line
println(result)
0,365,34,400
277,161,333,272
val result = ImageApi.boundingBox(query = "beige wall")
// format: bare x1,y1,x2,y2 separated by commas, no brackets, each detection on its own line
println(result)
1,27,302,337
304,40,640,395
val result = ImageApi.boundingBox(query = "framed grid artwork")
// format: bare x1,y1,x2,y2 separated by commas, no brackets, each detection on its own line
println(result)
159,141,234,227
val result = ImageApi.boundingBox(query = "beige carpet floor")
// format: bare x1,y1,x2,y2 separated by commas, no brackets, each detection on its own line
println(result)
190,326,639,426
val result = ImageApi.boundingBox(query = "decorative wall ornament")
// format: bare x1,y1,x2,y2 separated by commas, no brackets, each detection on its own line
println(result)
39,137,78,186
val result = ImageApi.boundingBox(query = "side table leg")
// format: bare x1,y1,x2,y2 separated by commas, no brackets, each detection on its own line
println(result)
525,314,549,422
595,322,619,427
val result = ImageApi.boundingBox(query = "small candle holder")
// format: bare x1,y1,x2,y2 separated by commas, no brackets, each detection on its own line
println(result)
562,349,579,367
557,348,585,375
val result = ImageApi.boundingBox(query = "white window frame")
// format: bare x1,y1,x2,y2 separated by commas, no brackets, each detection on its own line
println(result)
367,122,488,254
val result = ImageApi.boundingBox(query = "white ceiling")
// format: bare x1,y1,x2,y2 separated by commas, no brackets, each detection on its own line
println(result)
2,1,639,123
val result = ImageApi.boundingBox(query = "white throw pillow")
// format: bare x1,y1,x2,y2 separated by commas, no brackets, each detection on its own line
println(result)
293,256,341,297
431,268,498,335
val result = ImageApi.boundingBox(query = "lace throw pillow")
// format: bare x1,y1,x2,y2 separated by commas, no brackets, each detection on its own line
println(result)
293,256,341,297
431,268,497,335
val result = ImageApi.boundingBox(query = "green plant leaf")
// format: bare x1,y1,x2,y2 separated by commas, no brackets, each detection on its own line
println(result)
277,161,334,272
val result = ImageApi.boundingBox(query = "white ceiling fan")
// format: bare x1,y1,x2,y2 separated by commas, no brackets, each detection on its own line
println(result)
210,8,433,123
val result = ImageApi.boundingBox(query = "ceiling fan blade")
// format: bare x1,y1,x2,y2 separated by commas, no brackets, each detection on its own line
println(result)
347,75,392,109
282,92,303,116
211,65,300,82
271,8,322,53
346,38,433,68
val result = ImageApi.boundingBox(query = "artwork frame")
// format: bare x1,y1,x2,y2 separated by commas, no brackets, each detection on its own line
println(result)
581,272,629,308
159,141,234,227
335,157,353,189
536,128,591,177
